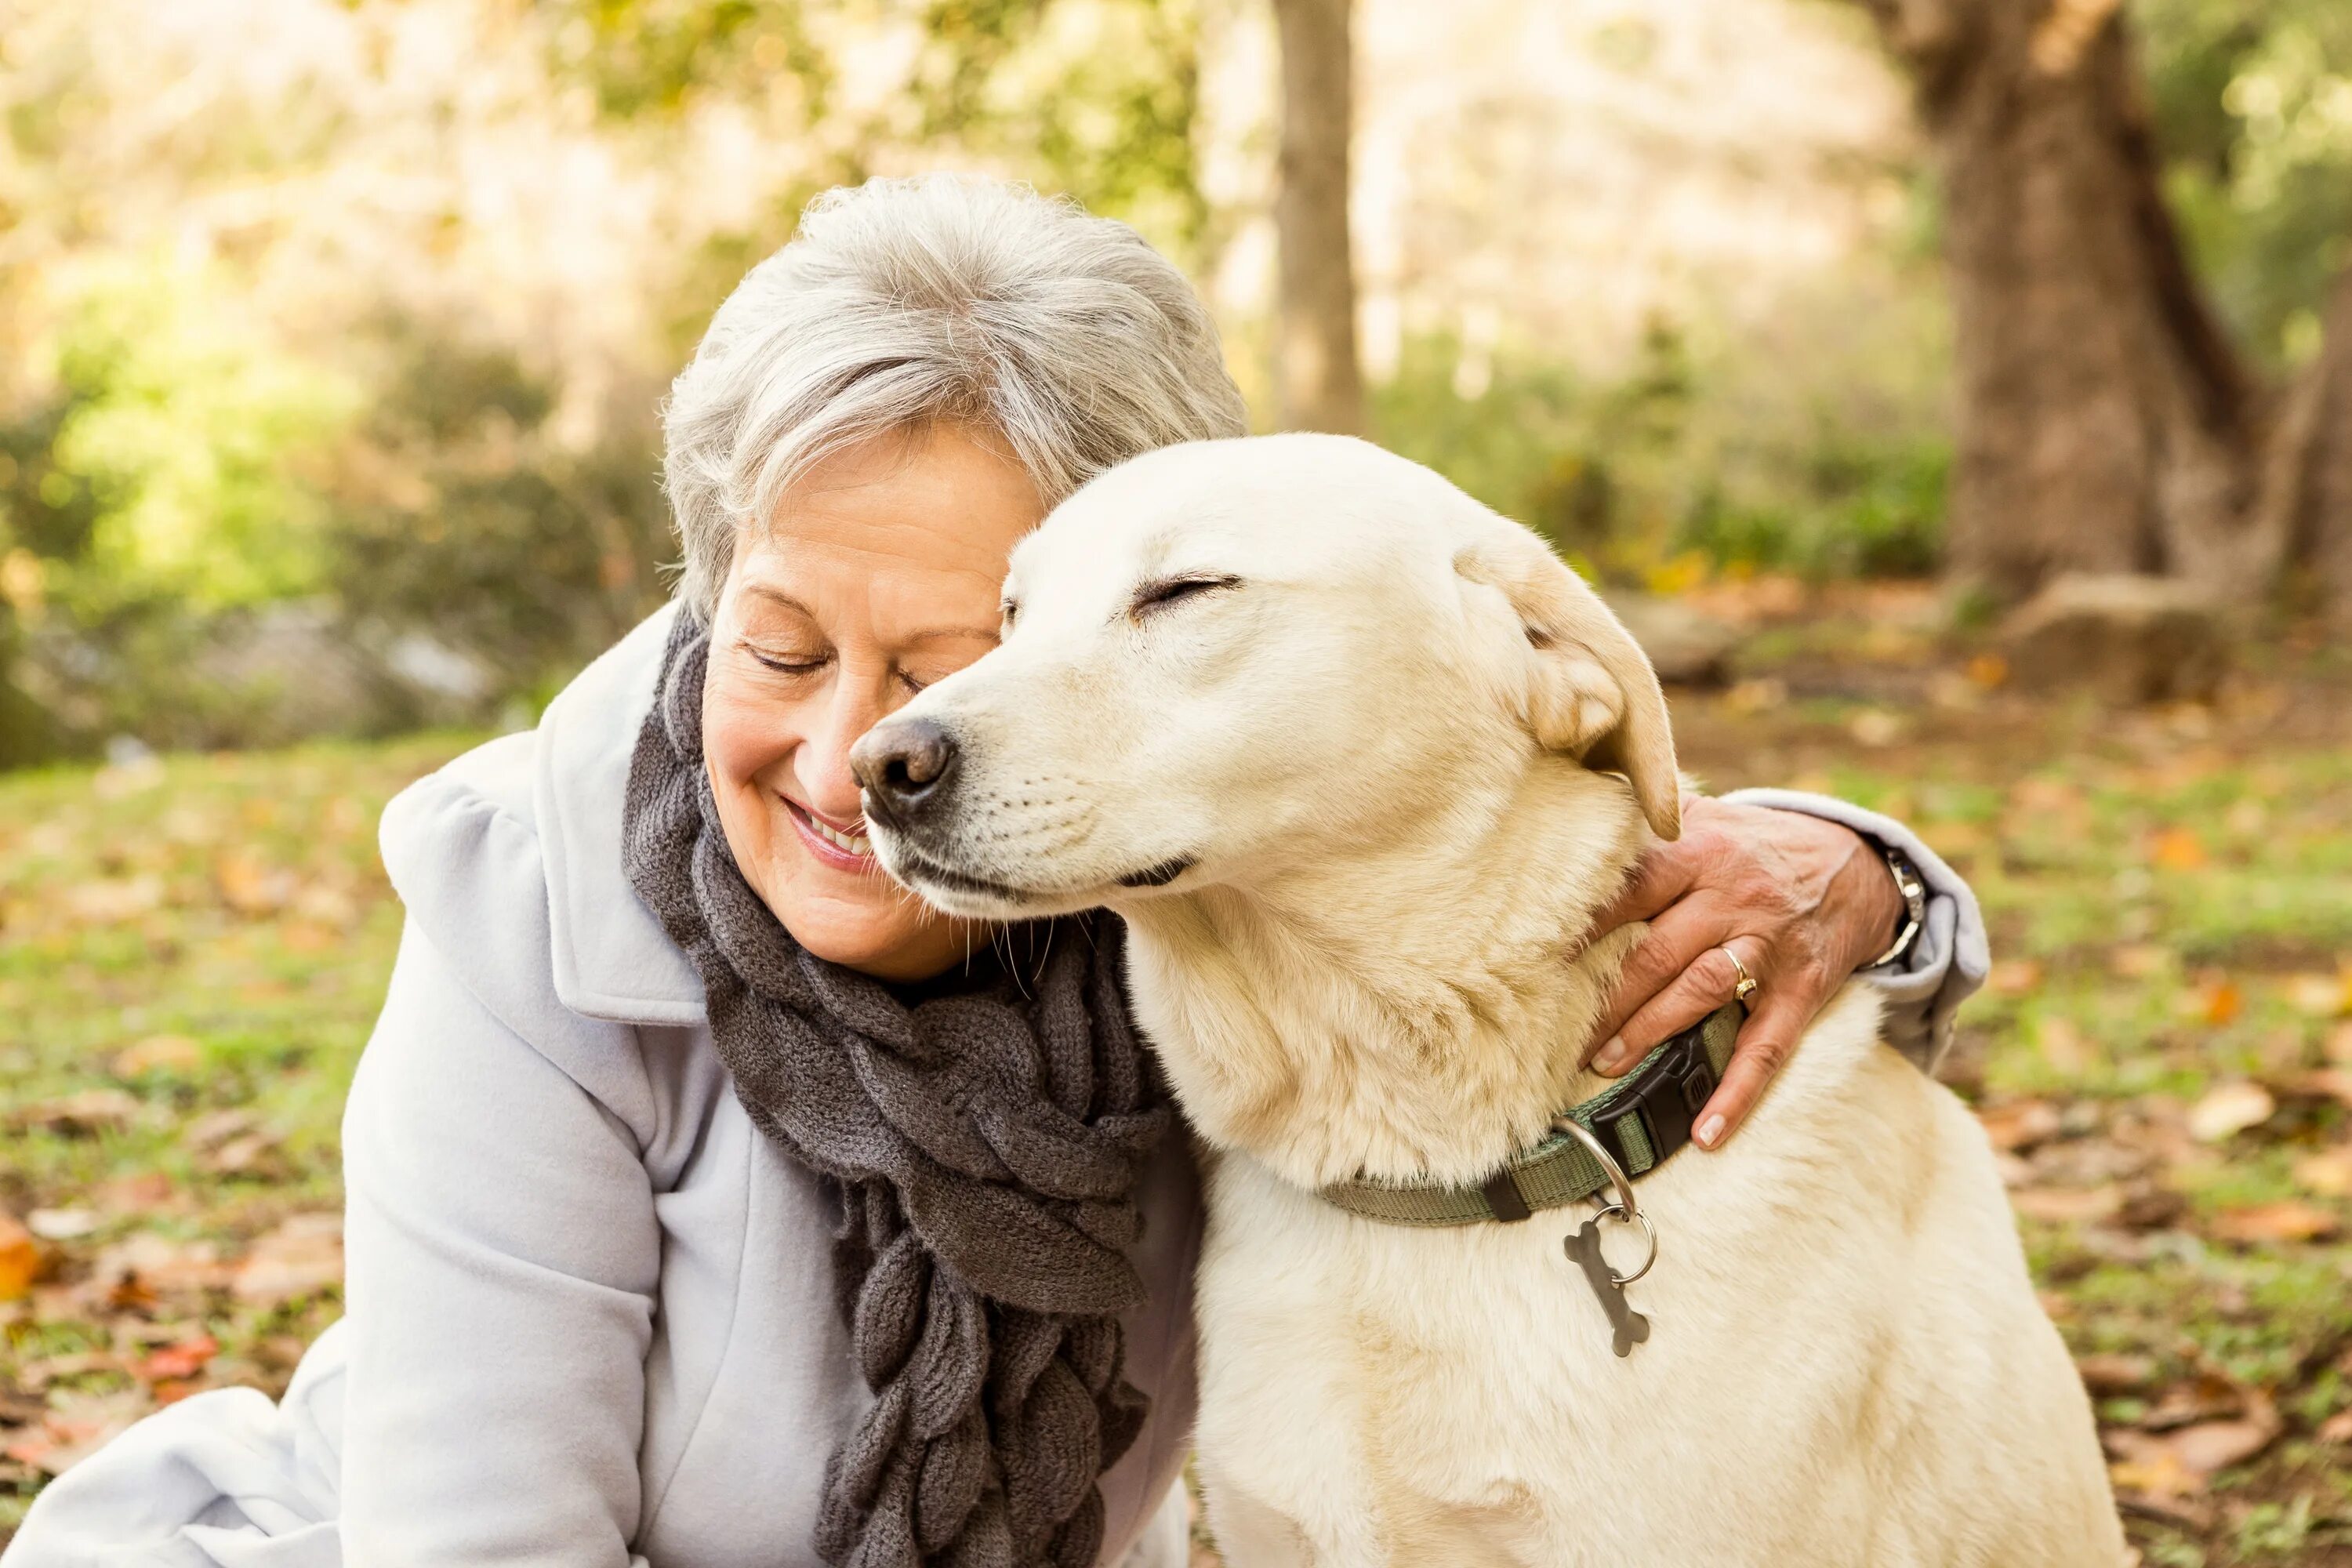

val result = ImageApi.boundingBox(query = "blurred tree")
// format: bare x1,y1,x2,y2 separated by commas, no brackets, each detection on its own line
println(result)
1858,0,2352,613
1271,0,1362,434
543,0,1212,271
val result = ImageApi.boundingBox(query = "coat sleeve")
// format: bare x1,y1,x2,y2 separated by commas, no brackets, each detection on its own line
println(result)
337,912,662,1568
1719,788,1991,1076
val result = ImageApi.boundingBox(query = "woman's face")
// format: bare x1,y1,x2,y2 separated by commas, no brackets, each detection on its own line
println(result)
702,423,1043,981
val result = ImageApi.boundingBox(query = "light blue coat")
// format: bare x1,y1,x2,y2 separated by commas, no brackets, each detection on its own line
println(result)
1,605,1986,1566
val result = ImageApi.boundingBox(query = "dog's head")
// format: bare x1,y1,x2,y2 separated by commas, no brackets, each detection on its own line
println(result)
850,434,1677,921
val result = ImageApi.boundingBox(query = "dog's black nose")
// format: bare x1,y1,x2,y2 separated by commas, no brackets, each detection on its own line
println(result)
850,718,960,824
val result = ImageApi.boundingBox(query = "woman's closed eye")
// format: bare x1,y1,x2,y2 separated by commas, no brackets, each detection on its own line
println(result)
1130,574,1239,620
743,641,829,677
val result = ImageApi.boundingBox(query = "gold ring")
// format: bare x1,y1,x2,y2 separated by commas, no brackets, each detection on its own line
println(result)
1720,946,1759,1008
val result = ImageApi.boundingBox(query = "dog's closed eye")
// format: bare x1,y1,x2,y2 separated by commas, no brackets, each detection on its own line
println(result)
1131,575,1240,619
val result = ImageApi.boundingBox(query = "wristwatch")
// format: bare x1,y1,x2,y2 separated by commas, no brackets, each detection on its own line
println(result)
1866,847,1927,970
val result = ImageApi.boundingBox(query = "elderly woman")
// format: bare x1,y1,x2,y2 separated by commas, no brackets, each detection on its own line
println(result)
3,177,1984,1568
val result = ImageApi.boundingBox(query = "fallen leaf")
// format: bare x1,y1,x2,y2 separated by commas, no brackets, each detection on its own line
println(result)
2150,828,2207,871
2168,1417,2277,1473
1848,710,1908,748
0,1389,149,1476
2318,1410,2352,1445
1965,652,2009,688
2294,1146,2352,1198
2109,944,2171,980
2117,1185,2189,1231
0,1210,36,1301
91,1171,176,1215
2285,971,2352,1018
61,876,163,925
231,1213,343,1305
1990,960,2044,997
87,1232,228,1307
12,1088,141,1136
2274,1068,2352,1111
2036,1017,2091,1074
2143,1374,2246,1431
201,1130,282,1176
180,1109,260,1151
2011,1185,2123,1223
110,1034,202,1077
1979,1098,2063,1152
2186,1081,2274,1143
2197,978,2243,1026
2104,1388,2280,1488
25,1209,97,1241
2076,1352,2155,1393
2209,1200,2339,1243
132,1334,217,1383
214,852,298,917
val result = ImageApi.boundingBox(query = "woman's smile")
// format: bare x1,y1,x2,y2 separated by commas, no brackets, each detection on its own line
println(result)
784,795,874,867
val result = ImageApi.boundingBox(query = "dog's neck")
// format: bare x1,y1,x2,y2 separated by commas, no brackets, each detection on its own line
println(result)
1118,764,1652,1189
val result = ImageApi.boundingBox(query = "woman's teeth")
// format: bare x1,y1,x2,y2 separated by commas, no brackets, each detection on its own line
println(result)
808,814,871,857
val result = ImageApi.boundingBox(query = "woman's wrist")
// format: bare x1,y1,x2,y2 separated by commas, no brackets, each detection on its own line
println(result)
1832,825,1911,975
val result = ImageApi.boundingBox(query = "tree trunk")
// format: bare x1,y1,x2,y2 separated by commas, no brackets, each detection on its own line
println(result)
2278,267,2352,616
1860,0,2278,604
1271,0,1363,435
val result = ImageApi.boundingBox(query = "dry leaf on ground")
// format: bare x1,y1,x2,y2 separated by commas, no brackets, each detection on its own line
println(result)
2210,1200,2340,1243
2076,1352,2155,1393
110,1034,203,1077
2293,1146,2352,1198
2186,1081,2274,1143
231,1214,343,1306
0,1388,151,1477
1978,1099,2063,1152
0,1210,38,1301
11,1088,141,1136
2011,1185,2124,1224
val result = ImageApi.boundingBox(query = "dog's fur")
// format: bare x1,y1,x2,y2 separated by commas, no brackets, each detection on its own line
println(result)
856,434,2124,1566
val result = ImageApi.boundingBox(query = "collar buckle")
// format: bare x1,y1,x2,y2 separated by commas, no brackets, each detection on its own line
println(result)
1593,1019,1720,1172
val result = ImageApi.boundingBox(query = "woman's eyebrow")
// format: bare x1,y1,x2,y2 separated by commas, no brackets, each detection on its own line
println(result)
740,585,815,619
898,622,1003,644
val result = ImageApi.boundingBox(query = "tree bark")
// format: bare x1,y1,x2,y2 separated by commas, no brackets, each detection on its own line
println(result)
1860,0,2278,604
1271,0,1363,435
2278,267,2352,615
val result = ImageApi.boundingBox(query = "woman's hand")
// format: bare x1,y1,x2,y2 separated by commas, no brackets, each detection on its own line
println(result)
1581,795,1906,1149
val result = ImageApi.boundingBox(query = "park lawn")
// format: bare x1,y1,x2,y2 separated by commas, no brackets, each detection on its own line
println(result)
2,669,2351,1563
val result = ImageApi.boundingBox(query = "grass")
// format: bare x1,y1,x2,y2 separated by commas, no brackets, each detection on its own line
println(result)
3,629,2352,1561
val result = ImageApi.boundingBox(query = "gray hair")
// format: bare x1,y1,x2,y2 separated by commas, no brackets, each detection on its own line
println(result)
662,175,1251,619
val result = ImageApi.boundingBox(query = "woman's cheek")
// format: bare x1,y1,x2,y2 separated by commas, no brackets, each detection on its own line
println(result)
702,670,797,788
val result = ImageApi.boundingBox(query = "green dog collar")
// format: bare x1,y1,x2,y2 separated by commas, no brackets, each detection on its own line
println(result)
1318,1004,1744,1228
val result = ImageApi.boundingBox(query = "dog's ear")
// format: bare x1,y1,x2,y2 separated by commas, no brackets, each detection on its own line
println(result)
1454,520,1681,840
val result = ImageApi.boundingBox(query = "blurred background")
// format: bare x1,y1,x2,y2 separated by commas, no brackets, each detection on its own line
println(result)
2,0,2350,1561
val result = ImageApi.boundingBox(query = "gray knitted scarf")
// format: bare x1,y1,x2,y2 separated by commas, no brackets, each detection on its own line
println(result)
622,613,1171,1568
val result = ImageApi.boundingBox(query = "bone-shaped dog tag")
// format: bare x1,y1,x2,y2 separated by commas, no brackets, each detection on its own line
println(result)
1565,1218,1650,1357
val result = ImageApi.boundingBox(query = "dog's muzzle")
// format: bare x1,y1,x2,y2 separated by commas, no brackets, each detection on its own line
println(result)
849,717,960,834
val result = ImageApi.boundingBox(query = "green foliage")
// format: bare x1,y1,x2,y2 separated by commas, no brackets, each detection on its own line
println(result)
16,256,358,615
1371,325,1948,583
323,321,673,695
543,0,1210,261
2139,0,2352,366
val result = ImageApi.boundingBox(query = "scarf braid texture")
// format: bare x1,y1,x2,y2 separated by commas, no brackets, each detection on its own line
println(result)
622,614,1172,1568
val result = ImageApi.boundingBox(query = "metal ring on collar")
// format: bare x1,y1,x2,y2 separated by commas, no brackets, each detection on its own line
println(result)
1720,945,1759,1008
1588,1203,1659,1284
1553,1114,1640,1220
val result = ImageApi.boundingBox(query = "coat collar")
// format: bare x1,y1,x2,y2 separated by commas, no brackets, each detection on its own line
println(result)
533,601,710,1025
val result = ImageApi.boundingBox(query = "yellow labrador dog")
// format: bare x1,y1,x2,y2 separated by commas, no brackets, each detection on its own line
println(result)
852,435,2122,1566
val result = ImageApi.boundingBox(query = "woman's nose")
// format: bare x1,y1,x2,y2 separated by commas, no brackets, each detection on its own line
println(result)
794,687,886,822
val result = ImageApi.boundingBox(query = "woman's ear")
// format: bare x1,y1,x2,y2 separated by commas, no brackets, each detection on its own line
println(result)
1453,518,1682,841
